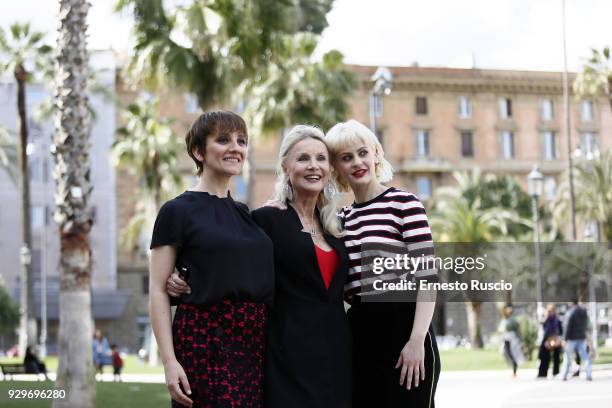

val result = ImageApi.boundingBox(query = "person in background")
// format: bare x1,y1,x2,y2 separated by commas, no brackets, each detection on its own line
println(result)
92,329,110,378
537,304,563,378
24,346,48,380
561,299,592,381
499,305,524,378
111,344,123,382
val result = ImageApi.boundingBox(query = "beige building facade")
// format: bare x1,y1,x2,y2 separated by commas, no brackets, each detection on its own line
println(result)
113,65,611,350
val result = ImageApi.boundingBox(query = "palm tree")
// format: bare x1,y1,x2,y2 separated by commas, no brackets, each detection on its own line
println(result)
115,0,353,206
0,21,52,355
241,35,355,204
574,47,612,112
112,97,183,214
52,1,95,406
552,150,612,242
429,170,529,348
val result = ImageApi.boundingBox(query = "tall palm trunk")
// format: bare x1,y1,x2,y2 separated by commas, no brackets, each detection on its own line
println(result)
52,1,96,407
466,301,484,349
15,64,36,355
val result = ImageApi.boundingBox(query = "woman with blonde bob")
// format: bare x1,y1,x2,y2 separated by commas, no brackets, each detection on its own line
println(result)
326,119,441,408
167,125,352,408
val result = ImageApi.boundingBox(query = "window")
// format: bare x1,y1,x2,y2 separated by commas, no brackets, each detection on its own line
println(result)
415,97,428,115
542,131,556,160
416,130,429,157
142,275,149,295
580,100,594,122
581,132,598,156
31,205,47,229
460,131,473,157
28,157,44,183
544,177,557,200
540,99,554,121
416,177,432,200
376,129,384,148
498,98,512,118
458,96,472,118
234,175,247,202
500,131,514,159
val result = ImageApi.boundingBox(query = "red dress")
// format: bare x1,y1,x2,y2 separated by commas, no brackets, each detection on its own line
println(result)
314,245,339,289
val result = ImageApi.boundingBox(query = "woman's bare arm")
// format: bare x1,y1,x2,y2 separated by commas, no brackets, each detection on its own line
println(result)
150,246,193,407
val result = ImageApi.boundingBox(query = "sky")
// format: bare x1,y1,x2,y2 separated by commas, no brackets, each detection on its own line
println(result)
1,0,611,72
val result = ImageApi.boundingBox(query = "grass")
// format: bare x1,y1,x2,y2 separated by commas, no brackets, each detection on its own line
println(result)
0,355,164,375
439,346,612,371
0,381,169,408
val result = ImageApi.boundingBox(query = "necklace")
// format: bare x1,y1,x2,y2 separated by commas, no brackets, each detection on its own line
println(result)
293,205,319,236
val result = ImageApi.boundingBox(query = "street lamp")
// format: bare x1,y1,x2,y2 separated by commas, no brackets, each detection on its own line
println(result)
528,165,544,322
369,67,393,141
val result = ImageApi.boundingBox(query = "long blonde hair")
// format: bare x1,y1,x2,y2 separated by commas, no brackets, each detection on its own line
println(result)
325,119,394,192
273,125,342,237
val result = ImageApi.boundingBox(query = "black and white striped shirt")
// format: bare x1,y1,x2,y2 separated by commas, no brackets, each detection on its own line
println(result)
339,187,437,298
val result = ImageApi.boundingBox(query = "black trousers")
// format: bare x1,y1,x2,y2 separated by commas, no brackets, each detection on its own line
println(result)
538,342,561,377
349,302,440,408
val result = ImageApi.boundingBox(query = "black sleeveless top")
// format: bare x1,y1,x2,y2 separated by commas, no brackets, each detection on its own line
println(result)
150,190,274,305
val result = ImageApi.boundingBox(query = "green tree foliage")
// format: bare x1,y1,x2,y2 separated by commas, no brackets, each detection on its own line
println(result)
0,285,20,334
116,0,354,205
430,169,531,348
552,150,612,242
574,46,612,112
112,96,183,251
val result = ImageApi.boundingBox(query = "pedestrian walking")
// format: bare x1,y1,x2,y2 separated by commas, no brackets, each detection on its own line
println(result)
561,299,592,381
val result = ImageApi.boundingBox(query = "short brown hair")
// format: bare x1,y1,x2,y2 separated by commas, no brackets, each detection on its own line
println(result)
185,111,248,176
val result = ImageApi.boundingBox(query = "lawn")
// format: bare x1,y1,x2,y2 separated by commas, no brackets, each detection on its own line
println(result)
0,381,169,408
0,355,164,375
439,346,612,371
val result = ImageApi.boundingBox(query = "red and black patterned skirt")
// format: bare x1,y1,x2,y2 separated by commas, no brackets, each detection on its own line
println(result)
172,300,267,408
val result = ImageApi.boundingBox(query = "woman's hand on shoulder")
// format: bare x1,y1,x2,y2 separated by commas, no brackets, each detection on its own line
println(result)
260,199,286,210
164,359,193,407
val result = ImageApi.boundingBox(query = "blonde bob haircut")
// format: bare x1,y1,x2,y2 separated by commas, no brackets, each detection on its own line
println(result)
273,125,343,237
325,119,393,192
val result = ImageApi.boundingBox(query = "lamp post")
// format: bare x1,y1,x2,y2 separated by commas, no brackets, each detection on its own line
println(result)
369,67,393,140
528,165,544,322
562,0,577,240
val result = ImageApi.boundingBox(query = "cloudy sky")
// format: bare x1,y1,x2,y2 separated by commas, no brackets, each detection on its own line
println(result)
1,0,611,72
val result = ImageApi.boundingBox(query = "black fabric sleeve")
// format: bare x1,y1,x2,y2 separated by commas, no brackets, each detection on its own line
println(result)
150,200,183,249
251,206,280,236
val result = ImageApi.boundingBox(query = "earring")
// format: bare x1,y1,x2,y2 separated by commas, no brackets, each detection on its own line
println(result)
323,181,338,200
283,182,293,201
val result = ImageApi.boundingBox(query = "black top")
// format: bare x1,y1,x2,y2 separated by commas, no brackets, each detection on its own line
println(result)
251,206,352,408
565,305,589,340
150,191,274,305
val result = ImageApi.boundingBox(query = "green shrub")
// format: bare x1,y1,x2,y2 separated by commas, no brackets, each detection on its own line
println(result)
516,314,538,360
